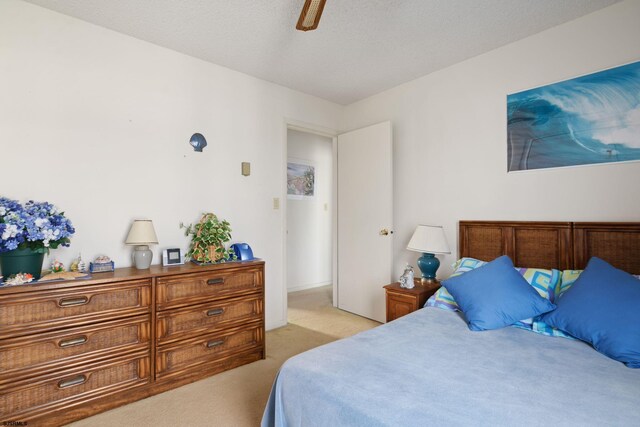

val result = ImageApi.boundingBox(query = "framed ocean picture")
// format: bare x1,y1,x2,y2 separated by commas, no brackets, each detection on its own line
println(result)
507,61,640,172
287,159,315,199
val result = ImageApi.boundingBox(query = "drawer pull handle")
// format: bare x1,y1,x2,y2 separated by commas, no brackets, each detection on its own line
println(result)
59,335,88,348
207,278,225,285
57,374,87,389
59,296,89,307
206,308,225,317
206,339,225,348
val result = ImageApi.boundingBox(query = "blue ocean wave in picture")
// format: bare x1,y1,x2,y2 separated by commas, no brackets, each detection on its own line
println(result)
507,61,640,171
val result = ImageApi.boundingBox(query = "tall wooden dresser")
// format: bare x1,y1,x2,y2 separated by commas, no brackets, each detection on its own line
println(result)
0,260,265,426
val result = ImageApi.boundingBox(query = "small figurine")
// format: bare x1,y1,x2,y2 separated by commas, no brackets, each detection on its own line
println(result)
50,260,65,273
399,264,415,289
77,254,87,273
69,258,79,272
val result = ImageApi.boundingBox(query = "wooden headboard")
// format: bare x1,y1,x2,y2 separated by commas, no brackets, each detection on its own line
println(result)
459,221,640,274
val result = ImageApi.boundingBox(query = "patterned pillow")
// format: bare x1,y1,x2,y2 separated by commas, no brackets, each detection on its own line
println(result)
533,269,581,339
450,257,487,277
517,267,562,302
557,270,582,297
427,258,560,310
426,257,562,331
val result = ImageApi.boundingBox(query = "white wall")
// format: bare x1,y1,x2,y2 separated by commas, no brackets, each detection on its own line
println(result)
286,130,333,292
341,0,640,280
0,0,342,330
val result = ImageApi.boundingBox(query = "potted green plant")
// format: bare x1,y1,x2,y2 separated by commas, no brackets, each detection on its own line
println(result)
181,213,237,263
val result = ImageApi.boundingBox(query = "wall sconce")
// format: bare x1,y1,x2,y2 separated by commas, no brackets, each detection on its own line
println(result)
189,133,207,152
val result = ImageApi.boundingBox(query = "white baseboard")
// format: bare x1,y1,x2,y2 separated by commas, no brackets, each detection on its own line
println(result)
287,281,332,293
266,319,287,331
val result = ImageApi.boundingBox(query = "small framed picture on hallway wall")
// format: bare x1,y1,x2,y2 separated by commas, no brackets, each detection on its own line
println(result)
287,158,316,199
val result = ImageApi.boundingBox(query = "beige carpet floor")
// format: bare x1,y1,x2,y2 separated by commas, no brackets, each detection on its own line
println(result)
68,286,380,427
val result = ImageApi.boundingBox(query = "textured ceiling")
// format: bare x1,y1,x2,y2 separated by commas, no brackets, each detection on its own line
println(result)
24,0,619,105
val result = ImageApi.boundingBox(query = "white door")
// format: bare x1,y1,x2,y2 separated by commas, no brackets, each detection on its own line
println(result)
337,121,393,322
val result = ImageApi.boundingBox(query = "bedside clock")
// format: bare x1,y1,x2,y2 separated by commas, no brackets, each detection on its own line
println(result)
162,248,184,266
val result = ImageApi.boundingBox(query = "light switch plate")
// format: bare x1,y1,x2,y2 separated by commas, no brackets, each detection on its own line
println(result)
241,162,250,176
273,198,280,210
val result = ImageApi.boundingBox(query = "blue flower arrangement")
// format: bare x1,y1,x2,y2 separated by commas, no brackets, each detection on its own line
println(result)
0,197,75,253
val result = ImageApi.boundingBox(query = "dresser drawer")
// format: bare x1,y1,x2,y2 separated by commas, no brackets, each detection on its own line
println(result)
156,322,263,379
0,351,150,421
156,266,263,310
0,315,150,384
156,295,263,345
0,280,151,339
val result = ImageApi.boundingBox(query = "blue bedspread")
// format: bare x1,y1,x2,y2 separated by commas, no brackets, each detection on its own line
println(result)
262,307,640,426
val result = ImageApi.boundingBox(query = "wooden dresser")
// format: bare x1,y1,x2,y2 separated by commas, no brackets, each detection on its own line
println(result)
0,260,265,426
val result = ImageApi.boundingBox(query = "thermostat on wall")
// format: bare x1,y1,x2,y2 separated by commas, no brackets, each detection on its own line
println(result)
162,248,185,266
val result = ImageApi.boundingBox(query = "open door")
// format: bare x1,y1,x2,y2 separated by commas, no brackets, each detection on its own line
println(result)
337,121,393,322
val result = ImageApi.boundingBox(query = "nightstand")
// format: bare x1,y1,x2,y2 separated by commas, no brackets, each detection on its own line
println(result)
384,279,440,322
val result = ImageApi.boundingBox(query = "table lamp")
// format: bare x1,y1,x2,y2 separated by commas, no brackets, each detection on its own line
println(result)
407,225,451,283
125,219,159,269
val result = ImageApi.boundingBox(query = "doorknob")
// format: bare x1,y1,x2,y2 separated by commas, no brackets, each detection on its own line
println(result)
379,228,393,236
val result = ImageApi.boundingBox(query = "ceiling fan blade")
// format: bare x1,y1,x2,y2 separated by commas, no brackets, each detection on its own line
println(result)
296,0,327,32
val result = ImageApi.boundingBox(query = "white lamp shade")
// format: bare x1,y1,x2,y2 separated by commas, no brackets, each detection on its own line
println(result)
407,225,450,254
125,220,159,245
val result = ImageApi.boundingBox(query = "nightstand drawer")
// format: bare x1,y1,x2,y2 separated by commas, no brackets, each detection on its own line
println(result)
387,292,419,320
155,322,263,379
384,281,440,322
0,280,152,339
0,315,151,384
156,295,263,345
156,267,263,310
0,351,150,421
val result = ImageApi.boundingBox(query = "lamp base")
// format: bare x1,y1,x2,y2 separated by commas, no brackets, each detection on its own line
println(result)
417,252,440,282
132,245,153,269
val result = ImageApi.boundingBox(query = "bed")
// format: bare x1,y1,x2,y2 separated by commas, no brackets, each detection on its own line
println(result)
262,221,640,426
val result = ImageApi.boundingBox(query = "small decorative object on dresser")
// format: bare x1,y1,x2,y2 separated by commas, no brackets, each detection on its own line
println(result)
384,279,440,322
399,264,415,289
89,255,115,273
3,272,34,286
407,224,451,283
162,248,185,266
50,259,65,273
77,254,87,272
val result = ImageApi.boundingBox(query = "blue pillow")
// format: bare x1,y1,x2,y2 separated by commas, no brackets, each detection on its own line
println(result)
541,257,640,368
442,255,556,331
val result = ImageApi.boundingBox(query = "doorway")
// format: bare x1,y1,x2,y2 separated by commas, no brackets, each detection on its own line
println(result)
285,128,335,319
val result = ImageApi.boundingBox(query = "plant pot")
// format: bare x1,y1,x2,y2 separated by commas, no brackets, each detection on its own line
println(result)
0,248,45,280
208,245,223,262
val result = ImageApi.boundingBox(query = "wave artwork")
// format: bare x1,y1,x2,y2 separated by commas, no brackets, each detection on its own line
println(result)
507,61,640,171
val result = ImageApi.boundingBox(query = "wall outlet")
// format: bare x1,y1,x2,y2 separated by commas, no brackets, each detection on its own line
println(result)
273,197,280,210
